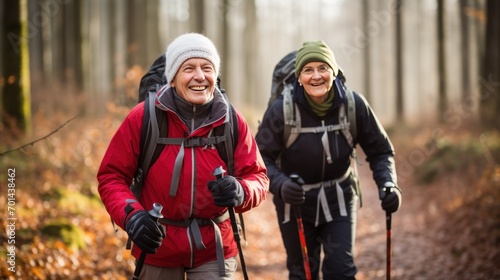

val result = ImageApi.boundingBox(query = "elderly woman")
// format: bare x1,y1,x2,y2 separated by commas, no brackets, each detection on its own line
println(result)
98,33,269,280
256,41,401,279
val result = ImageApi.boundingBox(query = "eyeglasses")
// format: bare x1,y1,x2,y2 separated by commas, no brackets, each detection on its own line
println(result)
301,65,331,76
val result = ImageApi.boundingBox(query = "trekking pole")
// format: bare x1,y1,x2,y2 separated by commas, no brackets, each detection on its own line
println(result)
384,187,393,280
213,166,249,280
290,174,311,280
132,203,164,280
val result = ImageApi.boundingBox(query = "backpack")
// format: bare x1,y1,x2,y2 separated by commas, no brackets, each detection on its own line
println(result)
131,54,239,199
268,50,362,206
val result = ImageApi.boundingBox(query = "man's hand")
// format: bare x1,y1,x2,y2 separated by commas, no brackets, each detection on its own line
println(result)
125,210,165,254
208,176,245,207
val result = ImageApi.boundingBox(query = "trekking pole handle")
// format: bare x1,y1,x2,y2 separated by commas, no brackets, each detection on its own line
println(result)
212,166,249,280
383,184,394,230
289,173,305,215
289,174,304,185
132,203,164,280
212,166,240,242
213,166,226,180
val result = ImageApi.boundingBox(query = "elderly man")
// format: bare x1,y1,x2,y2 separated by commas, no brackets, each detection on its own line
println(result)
98,33,269,280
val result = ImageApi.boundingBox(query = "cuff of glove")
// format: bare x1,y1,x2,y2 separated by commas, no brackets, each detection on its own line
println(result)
123,200,144,227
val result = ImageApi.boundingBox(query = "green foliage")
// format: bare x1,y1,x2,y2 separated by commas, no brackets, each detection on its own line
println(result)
37,186,103,220
415,133,500,184
41,219,86,251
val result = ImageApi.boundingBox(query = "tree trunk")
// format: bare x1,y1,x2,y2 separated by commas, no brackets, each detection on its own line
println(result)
245,0,258,107
189,0,205,33
220,0,230,97
127,0,148,68
480,0,500,130
63,0,83,90
395,0,404,122
27,0,44,91
146,0,160,63
111,0,127,101
459,0,471,100
1,0,31,134
437,0,447,122
362,0,372,102
82,0,111,116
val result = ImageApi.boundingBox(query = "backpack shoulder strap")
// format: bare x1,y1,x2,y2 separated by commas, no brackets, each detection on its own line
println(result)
345,86,357,145
226,104,238,175
337,78,357,149
214,89,238,176
341,85,363,207
130,92,167,199
282,84,296,149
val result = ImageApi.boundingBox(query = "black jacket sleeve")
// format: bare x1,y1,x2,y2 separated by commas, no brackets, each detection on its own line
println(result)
255,99,289,197
354,92,397,189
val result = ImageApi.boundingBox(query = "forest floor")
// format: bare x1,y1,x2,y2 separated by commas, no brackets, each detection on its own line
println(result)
0,108,499,280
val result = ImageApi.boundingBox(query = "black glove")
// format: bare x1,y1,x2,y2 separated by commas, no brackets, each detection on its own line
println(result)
125,210,166,254
280,179,305,205
379,182,402,214
208,176,245,207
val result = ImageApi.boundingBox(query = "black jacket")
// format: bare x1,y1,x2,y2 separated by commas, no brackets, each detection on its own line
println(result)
256,79,396,216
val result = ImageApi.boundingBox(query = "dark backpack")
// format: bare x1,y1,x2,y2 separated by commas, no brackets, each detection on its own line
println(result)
268,50,362,206
130,54,239,199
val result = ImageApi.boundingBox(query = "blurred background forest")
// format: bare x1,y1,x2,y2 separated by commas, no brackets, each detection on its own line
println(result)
0,0,499,279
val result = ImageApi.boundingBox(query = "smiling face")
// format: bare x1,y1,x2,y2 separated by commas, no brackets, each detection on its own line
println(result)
298,62,335,104
170,58,217,105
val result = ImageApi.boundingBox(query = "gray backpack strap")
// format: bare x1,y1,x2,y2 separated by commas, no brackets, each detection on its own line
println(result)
338,104,353,148
282,84,295,149
338,86,357,149
342,87,363,207
285,103,300,149
345,87,356,145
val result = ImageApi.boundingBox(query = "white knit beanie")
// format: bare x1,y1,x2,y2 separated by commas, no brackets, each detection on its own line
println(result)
164,33,221,83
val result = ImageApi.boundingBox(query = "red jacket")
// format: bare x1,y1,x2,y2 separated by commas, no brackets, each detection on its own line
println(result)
97,87,269,268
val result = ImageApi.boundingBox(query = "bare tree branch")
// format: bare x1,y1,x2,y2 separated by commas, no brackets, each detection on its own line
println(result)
0,115,79,157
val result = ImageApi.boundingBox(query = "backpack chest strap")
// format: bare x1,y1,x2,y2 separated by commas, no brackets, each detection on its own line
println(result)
288,104,351,164
164,135,229,197
290,121,348,164
157,135,228,147
290,122,348,134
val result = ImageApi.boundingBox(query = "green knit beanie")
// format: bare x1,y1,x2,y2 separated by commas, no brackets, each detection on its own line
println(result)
295,40,338,78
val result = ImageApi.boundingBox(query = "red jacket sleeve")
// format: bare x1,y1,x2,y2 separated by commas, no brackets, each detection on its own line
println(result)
97,103,146,229
232,109,270,213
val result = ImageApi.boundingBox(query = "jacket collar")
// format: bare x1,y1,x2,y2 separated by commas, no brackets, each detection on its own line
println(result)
155,85,230,126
